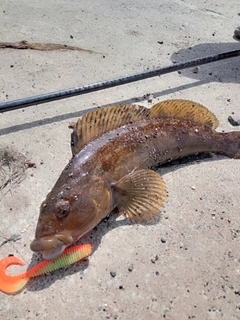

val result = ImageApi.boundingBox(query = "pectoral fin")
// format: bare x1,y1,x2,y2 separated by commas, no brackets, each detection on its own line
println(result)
113,169,167,221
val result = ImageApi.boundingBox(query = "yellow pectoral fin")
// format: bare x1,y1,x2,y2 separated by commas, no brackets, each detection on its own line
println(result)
114,169,167,222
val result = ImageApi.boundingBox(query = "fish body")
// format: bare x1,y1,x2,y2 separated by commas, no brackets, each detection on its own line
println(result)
30,100,240,259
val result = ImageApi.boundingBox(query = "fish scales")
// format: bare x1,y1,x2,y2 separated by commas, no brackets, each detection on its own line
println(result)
30,100,240,259
72,118,238,181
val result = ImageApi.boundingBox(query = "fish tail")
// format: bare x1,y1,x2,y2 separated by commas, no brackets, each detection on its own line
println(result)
217,131,240,159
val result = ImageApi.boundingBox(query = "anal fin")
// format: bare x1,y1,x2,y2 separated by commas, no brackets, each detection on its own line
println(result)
113,169,167,222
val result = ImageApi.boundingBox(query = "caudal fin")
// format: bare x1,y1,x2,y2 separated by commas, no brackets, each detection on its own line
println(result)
217,131,240,159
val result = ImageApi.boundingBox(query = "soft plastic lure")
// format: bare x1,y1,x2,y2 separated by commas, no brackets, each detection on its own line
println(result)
0,244,92,294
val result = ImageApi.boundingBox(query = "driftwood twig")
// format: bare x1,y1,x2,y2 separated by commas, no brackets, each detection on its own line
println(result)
0,40,98,53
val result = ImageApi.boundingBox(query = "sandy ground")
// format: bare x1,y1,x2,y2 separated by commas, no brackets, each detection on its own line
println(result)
0,0,240,319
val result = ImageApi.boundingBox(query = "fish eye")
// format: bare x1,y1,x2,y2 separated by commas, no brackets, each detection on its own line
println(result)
55,200,70,219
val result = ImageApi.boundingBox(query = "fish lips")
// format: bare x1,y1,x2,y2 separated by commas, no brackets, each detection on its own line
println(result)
30,234,74,260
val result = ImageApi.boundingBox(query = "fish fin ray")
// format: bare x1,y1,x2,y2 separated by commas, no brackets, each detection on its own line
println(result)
114,169,167,221
70,104,149,155
150,99,219,129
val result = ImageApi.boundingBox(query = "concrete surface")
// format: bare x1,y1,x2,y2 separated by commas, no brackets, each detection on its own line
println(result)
0,0,240,319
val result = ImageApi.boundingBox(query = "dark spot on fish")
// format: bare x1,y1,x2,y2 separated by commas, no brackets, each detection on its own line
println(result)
57,191,64,199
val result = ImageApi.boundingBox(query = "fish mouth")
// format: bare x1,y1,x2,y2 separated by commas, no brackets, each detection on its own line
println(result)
30,234,74,260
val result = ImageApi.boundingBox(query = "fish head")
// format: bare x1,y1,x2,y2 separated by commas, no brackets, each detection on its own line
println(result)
30,172,112,260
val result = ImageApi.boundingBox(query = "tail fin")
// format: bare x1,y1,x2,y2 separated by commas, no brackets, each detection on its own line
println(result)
217,131,240,159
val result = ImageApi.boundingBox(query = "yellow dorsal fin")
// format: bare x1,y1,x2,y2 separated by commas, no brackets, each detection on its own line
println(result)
114,169,167,222
149,99,219,130
70,104,149,155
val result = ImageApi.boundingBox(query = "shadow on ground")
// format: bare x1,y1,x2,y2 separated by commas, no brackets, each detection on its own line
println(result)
1,43,240,136
171,42,240,83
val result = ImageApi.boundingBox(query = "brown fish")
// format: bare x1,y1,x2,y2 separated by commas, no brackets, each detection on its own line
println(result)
30,100,240,259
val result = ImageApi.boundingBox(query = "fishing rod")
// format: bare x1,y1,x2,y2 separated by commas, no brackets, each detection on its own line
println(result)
0,49,240,113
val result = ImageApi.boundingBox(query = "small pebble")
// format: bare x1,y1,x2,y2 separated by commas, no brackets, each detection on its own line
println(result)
128,264,134,272
110,271,116,278
148,94,154,103
228,116,240,126
158,41,164,44
40,160,44,165
234,27,240,39
151,255,159,263
192,66,199,74
161,237,166,243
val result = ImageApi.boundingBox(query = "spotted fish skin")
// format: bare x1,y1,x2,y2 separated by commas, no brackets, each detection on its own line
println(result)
30,100,240,260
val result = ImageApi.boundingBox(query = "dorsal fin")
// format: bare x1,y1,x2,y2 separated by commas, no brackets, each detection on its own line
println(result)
70,104,149,155
149,99,219,130
70,99,219,156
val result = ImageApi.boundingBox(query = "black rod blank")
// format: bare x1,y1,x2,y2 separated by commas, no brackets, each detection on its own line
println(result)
0,49,239,113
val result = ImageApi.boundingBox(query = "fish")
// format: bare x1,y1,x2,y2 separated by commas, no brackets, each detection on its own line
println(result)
30,100,240,260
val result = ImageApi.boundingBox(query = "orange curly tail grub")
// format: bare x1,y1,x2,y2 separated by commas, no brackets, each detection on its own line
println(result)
0,244,91,294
